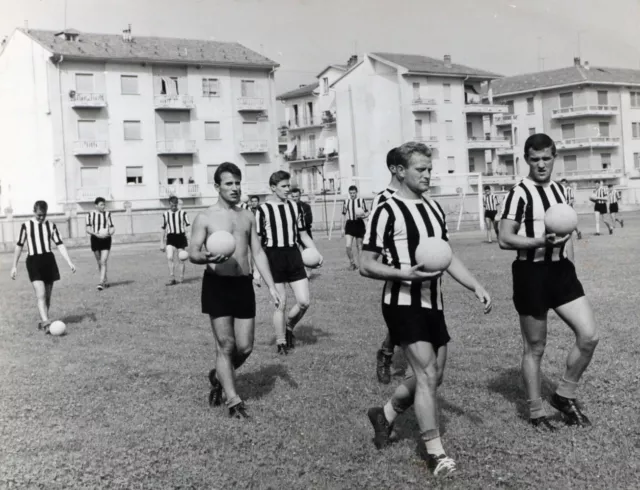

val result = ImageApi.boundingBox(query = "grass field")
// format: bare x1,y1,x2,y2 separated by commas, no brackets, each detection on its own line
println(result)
1,213,639,489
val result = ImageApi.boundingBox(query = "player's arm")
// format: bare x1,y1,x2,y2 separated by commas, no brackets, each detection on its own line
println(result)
363,200,370,218
360,250,439,281
10,244,23,280
188,214,227,264
85,215,97,237
107,213,115,236
160,216,167,250
51,225,76,272
446,254,491,313
249,216,276,288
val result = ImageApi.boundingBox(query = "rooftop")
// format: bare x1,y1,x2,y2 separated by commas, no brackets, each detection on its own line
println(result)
276,82,320,101
371,52,502,79
20,28,279,69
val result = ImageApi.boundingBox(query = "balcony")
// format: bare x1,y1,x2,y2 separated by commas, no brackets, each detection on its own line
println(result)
154,95,195,111
159,183,201,199
243,182,271,195
322,111,337,127
156,140,197,154
481,173,519,185
493,114,518,126
551,105,619,119
73,140,109,155
467,136,511,150
412,98,437,112
414,136,439,147
287,117,323,132
70,93,107,108
237,97,267,112
554,167,623,181
464,102,509,114
555,137,620,151
76,187,111,202
239,140,269,154
496,146,515,156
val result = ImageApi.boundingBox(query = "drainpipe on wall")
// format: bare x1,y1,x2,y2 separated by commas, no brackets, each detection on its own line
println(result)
54,55,70,207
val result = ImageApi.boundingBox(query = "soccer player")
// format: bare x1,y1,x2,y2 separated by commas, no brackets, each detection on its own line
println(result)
482,185,500,243
590,180,613,235
290,188,314,277
560,179,582,239
342,185,369,270
499,133,599,430
188,162,282,419
86,197,115,290
248,195,260,214
607,184,624,228
10,200,76,332
361,142,492,477
256,171,323,354
160,196,190,285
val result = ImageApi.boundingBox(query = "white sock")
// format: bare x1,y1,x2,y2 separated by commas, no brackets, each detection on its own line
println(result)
595,218,600,233
425,436,445,456
383,401,398,424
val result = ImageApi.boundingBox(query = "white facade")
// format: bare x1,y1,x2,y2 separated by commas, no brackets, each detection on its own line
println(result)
0,29,280,215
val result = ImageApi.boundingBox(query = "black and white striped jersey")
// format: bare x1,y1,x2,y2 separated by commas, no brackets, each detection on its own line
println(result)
594,186,608,203
563,185,575,205
161,210,190,234
342,198,367,221
256,200,306,248
608,189,621,204
239,202,249,210
483,194,500,211
17,219,63,256
500,178,568,262
86,211,114,234
371,188,396,211
363,195,449,310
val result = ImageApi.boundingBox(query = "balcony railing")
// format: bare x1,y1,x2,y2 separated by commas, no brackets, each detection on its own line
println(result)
285,148,338,163
493,114,517,125
554,167,623,180
239,140,269,153
414,136,439,146
70,93,107,108
464,102,509,114
322,111,337,126
76,187,111,202
156,140,197,154
551,105,619,119
237,97,267,112
467,136,511,149
154,95,195,110
159,183,201,198
555,136,620,151
412,98,437,112
287,117,323,130
496,146,515,156
481,173,518,185
73,140,109,155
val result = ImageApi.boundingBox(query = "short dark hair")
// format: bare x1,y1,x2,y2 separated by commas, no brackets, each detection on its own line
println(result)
214,162,242,185
561,178,568,183
348,185,358,192
524,133,556,159
484,186,490,191
289,187,301,195
269,170,290,187
94,197,105,205
607,184,613,187
169,196,179,204
386,147,398,169
395,142,432,169
33,200,48,213
249,195,260,202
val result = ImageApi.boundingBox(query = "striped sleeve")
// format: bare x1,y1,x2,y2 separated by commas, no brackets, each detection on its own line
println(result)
161,212,167,229
17,223,27,247
363,205,391,254
371,193,382,210
342,200,347,215
85,213,92,227
183,211,190,227
107,212,114,227
295,202,306,230
500,186,526,223
256,206,265,236
432,200,449,241
362,199,368,212
50,223,63,246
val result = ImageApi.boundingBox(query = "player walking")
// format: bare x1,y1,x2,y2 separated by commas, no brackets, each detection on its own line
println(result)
161,196,190,285
86,197,115,290
607,184,624,228
590,180,613,235
482,186,500,243
560,179,582,239
342,185,369,270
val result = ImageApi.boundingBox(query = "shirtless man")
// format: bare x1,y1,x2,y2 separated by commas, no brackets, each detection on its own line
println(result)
189,162,282,418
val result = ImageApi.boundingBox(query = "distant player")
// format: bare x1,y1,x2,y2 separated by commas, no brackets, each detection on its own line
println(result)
499,133,599,430
10,200,76,332
482,185,500,243
248,195,260,215
342,185,369,270
290,188,314,277
256,171,323,354
248,195,262,284
188,162,282,419
607,184,624,228
590,180,613,235
161,196,190,285
560,179,582,239
361,142,492,477
86,197,115,290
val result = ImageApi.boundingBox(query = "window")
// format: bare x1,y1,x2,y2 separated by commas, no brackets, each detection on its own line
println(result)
468,156,475,173
121,75,139,95
563,155,578,172
309,134,317,156
514,127,519,145
559,92,573,108
77,120,96,140
75,74,94,93
561,123,576,140
633,122,640,139
447,156,455,172
634,152,640,170
413,82,421,101
466,121,473,139
123,120,141,140
526,97,535,113
631,91,640,108
126,166,143,185
599,122,610,137
204,121,221,140
597,90,608,106
202,78,220,97
242,121,258,139
80,167,99,187
507,100,515,114
529,127,536,136
207,165,218,184
167,166,184,185
443,83,451,102
446,120,454,140
601,153,611,169
414,119,423,139
241,80,255,97
160,77,179,95
322,77,329,95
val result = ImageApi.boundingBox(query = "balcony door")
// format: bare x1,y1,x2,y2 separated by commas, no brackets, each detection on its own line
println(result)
597,90,608,106
243,122,259,140
599,122,610,138
308,134,317,157
80,167,99,188
164,122,182,141
560,92,574,108
167,165,184,185
415,120,423,140
241,80,255,97
75,74,94,93
561,123,576,140
413,82,421,101
78,120,96,141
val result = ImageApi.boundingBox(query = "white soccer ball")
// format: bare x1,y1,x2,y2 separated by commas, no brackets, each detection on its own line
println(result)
49,320,66,336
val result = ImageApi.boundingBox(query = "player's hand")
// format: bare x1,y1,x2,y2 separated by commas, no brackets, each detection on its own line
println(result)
69,262,76,273
544,232,571,247
160,245,166,252
10,267,17,280
474,285,492,314
205,253,229,264
252,271,262,287
269,288,284,310
404,265,443,282
317,254,324,268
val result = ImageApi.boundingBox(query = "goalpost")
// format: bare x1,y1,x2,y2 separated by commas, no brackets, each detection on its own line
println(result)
427,172,484,231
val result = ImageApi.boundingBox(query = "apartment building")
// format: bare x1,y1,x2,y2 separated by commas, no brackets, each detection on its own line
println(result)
331,53,504,196
0,27,280,215
490,57,640,195
277,58,357,196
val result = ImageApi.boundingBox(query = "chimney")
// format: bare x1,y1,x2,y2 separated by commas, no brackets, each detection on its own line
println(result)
347,55,358,68
584,60,590,70
122,24,132,42
444,54,452,68
574,56,581,67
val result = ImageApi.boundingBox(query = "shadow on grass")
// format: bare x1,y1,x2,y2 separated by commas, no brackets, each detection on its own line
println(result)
261,325,332,347
60,312,97,324
237,363,298,401
487,367,557,420
107,280,135,288
180,276,201,285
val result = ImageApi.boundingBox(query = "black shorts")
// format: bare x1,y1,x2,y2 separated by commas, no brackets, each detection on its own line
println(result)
201,271,256,319
594,202,607,214
26,253,60,283
512,259,585,317
484,210,497,221
345,219,365,238
609,203,619,214
166,233,188,249
381,305,451,350
265,247,307,284
90,235,112,252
